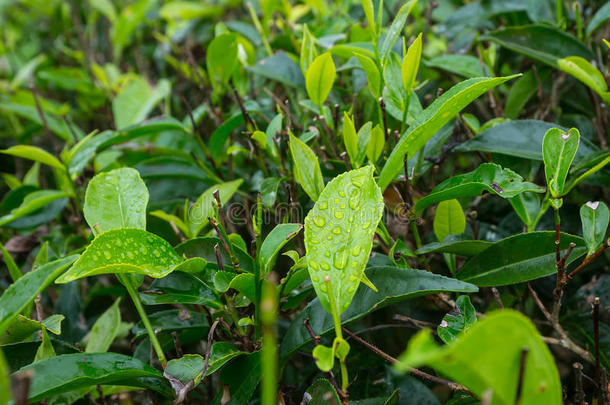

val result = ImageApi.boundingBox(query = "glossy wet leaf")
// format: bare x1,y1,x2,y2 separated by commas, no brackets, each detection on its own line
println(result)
378,75,518,191
139,271,221,308
437,295,477,344
480,24,593,67
433,199,466,243
379,0,416,63
289,133,325,202
457,232,586,286
542,127,580,198
259,224,302,273
396,310,561,405
415,163,544,212
86,298,121,353
83,167,148,235
0,145,65,170
305,166,384,314
165,354,204,385
306,52,335,106
0,255,77,335
15,352,173,401
188,180,243,237
580,201,609,256
280,266,478,362
416,236,492,257
56,228,182,283
0,190,69,227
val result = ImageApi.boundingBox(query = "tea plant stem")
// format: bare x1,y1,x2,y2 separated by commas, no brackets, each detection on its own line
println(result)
261,278,278,405
118,274,167,368
593,297,601,395
552,206,563,322
564,240,609,282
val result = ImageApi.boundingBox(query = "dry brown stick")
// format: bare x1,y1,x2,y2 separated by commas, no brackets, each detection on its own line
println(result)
342,327,474,395
565,240,609,282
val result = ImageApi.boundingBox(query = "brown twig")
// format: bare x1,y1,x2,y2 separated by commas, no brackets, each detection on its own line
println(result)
342,327,473,395
214,243,225,271
565,240,609,282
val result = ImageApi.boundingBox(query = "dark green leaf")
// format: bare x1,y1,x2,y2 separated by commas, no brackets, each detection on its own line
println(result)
289,133,325,202
259,223,302,273
304,378,341,405
416,236,493,257
437,295,477,344
139,272,222,308
86,298,121,353
580,201,609,256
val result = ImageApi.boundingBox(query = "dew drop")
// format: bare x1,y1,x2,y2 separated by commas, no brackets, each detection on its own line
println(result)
334,198,340,204
312,275,319,282
347,286,355,293
103,251,111,260
313,216,325,227
361,221,371,229
127,251,134,260
349,197,359,209
327,235,332,240
348,275,357,282
319,201,328,210
351,245,362,256
320,284,327,292
115,240,122,247
152,249,161,257
139,246,146,254
338,190,346,197
351,174,365,188
309,260,319,270
332,226,342,234
320,261,330,271
334,211,344,219
333,248,347,269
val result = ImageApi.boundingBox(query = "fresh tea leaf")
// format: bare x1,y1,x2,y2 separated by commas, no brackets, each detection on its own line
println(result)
433,199,466,243
542,127,580,197
306,53,336,107
86,298,121,353
437,295,477,344
0,145,65,170
289,133,325,202
580,201,609,256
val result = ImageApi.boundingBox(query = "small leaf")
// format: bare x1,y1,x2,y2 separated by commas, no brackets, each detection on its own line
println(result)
289,133,325,202
580,201,609,256
112,77,170,129
188,180,243,237
83,167,149,235
457,232,586,286
306,53,336,107
305,378,341,405
300,25,318,74
312,343,334,372
56,229,182,283
342,112,358,168
378,75,519,191
416,236,492,257
558,56,610,102
139,272,222,308
305,166,384,314
165,354,204,386
415,163,545,213
86,298,121,353
1,145,65,170
0,255,77,335
437,295,477,344
355,53,381,98
259,224,302,273
396,310,561,405
361,0,377,40
0,314,64,344
401,33,422,93
542,127,580,197
206,33,238,86
260,177,281,209
34,328,56,362
0,190,69,227
433,199,466,243
366,124,385,164
379,0,416,63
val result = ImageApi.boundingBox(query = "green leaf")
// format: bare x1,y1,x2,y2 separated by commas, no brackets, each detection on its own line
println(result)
206,33,238,86
0,314,64,344
86,298,121,353
0,242,21,281
542,127,580,198
509,192,541,228
378,75,519,191
216,351,261,405
112,77,170,129
415,163,544,213
416,236,492,257
396,310,561,405
206,342,248,376
342,112,359,168
0,190,69,227
159,1,221,20
401,33,422,93
0,255,77,336
457,232,586,286
586,2,610,35
260,177,281,209
131,309,208,339
504,70,549,119
480,24,593,67
355,53,381,98
361,0,377,40
558,56,610,103
306,53,336,107
83,167,149,235
437,295,477,344
15,352,173,401
56,229,182,283
379,0,416,63
165,354,204,385
34,328,56,362
366,124,385,164
139,272,222,308
304,378,341,405
187,180,243,237
433,199,466,243
111,0,153,60
425,54,485,78
312,337,350,372
289,133,325,202
280,266,478,362
259,224,302,274
580,201,609,256
305,166,384,314
455,120,598,163
300,24,318,74
214,272,256,302
0,145,65,170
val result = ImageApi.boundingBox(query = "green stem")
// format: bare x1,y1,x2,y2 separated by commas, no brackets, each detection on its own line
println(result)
118,274,167,368
261,279,278,405
325,277,348,392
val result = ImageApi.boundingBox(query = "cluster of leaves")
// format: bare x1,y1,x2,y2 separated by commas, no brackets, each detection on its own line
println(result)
0,0,609,404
